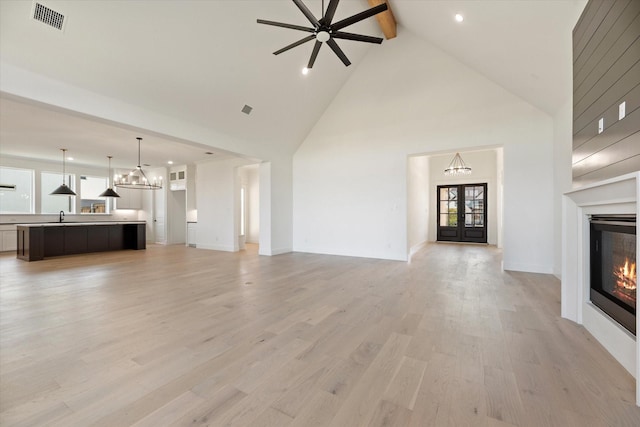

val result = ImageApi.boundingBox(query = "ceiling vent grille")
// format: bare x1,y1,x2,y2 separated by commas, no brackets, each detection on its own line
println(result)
241,105,253,115
32,2,65,31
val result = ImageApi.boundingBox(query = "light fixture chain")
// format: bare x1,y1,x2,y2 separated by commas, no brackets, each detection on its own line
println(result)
61,149,66,184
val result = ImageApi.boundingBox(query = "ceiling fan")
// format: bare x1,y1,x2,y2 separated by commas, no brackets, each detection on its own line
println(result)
257,0,389,68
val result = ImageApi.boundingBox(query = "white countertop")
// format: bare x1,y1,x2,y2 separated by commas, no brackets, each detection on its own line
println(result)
16,221,146,227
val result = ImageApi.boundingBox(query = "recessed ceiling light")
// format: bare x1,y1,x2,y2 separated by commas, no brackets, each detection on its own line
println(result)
67,157,74,161
167,160,173,165
302,67,310,75
455,13,464,23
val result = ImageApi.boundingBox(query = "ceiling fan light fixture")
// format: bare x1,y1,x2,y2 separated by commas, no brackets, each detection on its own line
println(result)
316,31,330,42
302,67,310,75
257,0,388,68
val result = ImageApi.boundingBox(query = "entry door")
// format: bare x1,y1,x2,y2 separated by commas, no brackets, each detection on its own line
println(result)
154,189,166,244
437,183,487,243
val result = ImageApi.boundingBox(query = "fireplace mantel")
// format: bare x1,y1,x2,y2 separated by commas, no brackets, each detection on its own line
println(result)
562,171,639,406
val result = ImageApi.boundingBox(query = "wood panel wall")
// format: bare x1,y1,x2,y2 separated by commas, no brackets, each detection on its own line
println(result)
573,0,640,186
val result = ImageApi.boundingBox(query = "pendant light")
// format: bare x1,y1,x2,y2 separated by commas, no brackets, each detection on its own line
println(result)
98,156,120,198
50,148,77,195
444,152,472,176
115,137,162,190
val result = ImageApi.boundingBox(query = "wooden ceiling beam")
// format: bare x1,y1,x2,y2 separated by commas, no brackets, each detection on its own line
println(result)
367,0,396,40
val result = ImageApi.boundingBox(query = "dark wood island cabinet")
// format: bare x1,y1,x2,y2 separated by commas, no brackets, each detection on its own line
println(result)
17,222,146,261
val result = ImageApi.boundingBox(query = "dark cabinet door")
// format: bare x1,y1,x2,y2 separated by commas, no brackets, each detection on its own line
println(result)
87,226,109,252
108,225,124,250
43,227,65,257
437,183,487,244
64,226,88,255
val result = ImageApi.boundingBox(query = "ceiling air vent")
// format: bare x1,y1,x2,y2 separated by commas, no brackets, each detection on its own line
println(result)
32,2,65,31
241,105,253,115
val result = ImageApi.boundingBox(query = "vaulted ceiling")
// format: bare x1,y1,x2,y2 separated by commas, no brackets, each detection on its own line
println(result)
0,0,586,169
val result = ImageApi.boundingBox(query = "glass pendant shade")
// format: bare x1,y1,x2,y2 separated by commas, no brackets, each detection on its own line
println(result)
50,148,77,196
115,137,162,190
444,152,472,176
99,156,120,198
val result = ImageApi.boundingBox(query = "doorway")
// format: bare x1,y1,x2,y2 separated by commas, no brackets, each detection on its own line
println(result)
437,183,487,243
237,164,260,251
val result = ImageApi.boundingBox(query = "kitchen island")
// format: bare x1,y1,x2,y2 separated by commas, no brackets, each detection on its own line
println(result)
16,222,146,261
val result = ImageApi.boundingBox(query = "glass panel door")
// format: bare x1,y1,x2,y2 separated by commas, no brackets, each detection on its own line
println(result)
437,183,487,243
464,185,485,228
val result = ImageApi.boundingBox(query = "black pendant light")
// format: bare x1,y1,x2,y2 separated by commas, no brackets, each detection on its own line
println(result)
98,156,120,198
50,148,77,196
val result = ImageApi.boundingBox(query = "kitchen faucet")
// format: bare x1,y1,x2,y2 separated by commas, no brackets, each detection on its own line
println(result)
59,210,65,223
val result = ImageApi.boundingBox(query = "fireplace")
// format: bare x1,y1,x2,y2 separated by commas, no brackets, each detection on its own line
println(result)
590,215,637,335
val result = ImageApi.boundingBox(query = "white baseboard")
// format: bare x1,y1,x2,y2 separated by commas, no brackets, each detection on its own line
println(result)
408,241,427,263
196,243,235,252
502,261,553,274
259,247,292,256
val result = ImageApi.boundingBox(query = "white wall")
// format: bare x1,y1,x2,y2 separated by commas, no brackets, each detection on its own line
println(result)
167,190,186,244
259,162,272,255
238,164,260,244
427,149,499,246
196,157,253,251
551,8,575,277
138,166,167,244
407,155,429,254
553,99,574,277
293,29,555,272
186,164,197,222
496,147,504,249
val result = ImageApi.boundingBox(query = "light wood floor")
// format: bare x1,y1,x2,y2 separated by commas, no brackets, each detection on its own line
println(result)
1,243,639,426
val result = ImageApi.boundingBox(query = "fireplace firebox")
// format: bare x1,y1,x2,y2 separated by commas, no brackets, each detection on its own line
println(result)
590,215,637,335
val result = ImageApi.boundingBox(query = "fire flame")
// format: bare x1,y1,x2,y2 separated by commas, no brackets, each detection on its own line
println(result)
615,258,636,291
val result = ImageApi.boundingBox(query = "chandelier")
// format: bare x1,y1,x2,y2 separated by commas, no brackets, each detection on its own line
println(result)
444,152,472,176
115,137,162,190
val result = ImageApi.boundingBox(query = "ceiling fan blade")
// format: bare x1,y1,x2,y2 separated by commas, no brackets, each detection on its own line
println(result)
322,0,340,25
332,2,388,31
292,0,320,27
326,39,351,66
332,31,383,44
257,19,314,33
307,41,322,68
273,35,316,55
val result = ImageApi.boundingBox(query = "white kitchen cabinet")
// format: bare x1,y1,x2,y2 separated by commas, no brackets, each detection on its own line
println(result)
187,222,197,247
170,167,187,191
0,225,17,252
115,187,142,210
